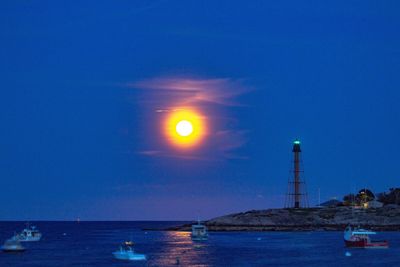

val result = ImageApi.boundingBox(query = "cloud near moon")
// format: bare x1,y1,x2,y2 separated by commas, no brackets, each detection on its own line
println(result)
126,76,251,160
130,77,251,107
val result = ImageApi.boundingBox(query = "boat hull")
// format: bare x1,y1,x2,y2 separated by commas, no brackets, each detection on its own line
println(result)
2,248,26,252
112,252,146,261
191,236,208,241
1,246,26,252
345,239,389,249
17,236,41,242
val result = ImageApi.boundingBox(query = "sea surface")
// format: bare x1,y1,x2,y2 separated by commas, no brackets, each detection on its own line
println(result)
0,221,400,266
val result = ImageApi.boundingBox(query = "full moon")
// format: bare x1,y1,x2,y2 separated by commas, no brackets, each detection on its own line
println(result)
164,109,206,148
176,120,193,137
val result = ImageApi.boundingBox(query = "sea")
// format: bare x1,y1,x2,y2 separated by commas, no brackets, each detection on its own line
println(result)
0,221,400,267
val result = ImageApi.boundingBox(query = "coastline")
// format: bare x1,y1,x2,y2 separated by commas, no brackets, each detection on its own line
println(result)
166,206,400,232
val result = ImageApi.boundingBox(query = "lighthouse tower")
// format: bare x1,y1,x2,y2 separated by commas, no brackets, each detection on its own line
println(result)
285,139,309,208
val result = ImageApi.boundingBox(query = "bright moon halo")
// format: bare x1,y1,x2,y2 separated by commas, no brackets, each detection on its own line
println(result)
164,109,206,148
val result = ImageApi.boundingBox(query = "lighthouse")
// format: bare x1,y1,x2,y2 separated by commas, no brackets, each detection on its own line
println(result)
285,139,309,208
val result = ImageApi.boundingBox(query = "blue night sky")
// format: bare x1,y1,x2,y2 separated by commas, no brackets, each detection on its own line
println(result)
1,1,400,220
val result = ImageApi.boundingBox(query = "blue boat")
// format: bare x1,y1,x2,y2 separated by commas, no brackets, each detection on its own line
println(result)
112,241,146,261
1,236,26,252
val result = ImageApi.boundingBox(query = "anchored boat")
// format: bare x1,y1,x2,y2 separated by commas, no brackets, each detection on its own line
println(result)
112,241,147,261
191,220,208,241
16,224,42,242
1,236,26,252
344,225,388,248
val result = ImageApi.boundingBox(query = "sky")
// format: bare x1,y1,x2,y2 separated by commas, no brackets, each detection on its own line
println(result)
1,1,400,220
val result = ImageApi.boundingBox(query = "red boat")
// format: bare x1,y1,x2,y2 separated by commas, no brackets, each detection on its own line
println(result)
344,225,389,248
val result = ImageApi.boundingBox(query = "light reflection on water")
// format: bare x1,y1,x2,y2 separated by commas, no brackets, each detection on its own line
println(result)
148,231,211,267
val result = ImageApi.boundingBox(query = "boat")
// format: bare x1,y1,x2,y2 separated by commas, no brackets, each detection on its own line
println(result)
344,225,389,248
112,241,147,261
1,236,26,252
16,224,42,242
191,220,208,241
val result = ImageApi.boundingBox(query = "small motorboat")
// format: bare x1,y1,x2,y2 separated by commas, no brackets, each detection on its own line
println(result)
112,241,147,261
191,220,208,241
344,225,389,248
16,224,42,242
1,236,26,252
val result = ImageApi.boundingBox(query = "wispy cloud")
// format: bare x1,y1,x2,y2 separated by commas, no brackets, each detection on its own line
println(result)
214,130,250,159
126,77,251,107
137,150,161,156
137,150,222,162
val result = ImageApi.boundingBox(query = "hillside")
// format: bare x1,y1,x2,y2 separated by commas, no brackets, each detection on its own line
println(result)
169,205,400,231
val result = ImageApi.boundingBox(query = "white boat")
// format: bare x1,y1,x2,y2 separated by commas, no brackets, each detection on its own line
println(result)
16,224,42,242
1,236,26,252
112,241,147,261
191,220,208,241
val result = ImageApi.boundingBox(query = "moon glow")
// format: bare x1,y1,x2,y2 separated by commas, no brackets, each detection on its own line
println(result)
164,109,206,148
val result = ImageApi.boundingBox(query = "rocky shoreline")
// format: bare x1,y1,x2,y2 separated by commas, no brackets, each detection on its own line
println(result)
167,206,400,231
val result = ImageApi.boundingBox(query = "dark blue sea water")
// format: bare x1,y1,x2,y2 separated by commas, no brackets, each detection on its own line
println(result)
1,221,400,266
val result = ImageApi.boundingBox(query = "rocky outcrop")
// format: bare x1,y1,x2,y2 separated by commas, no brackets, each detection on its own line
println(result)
169,205,400,231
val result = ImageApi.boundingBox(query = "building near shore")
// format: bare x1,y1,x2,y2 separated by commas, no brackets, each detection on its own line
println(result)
365,200,384,208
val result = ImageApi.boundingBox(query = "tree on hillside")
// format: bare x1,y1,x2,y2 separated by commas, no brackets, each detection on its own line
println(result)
356,189,375,204
377,188,400,205
343,194,356,206
342,189,375,206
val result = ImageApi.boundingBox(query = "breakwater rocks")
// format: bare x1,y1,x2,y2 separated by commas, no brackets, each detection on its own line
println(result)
169,206,400,231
